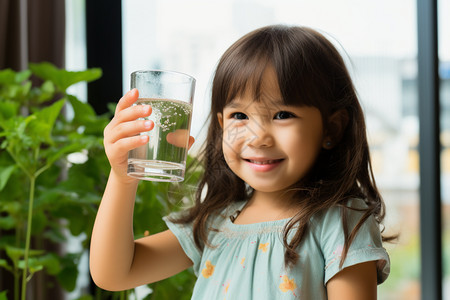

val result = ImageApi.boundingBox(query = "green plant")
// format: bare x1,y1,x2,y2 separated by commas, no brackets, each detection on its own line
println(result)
0,63,199,300
0,62,106,300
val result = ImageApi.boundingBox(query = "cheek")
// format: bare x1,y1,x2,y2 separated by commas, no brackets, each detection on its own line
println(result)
278,128,323,157
222,123,247,151
222,135,239,166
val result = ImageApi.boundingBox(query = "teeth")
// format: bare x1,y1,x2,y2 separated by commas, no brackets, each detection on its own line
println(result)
249,159,279,165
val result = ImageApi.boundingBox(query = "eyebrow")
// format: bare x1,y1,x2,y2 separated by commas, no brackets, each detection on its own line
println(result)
225,98,286,109
224,101,243,109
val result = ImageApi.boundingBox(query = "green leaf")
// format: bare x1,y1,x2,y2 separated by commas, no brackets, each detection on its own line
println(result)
35,98,65,128
30,211,48,235
0,165,16,191
5,246,45,266
2,114,36,151
148,268,195,299
16,70,32,83
0,69,15,84
0,215,16,230
0,69,31,85
5,245,23,266
0,290,9,300
37,80,56,103
65,206,86,236
67,94,96,124
46,143,86,166
0,201,21,215
28,99,65,145
0,259,13,272
43,226,67,244
30,62,102,92
36,253,61,275
24,258,44,274
0,235,15,249
18,253,61,275
57,253,80,291
0,100,20,120
0,68,32,106
0,83,32,103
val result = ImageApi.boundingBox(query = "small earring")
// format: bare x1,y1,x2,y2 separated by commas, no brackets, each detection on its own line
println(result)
325,141,332,148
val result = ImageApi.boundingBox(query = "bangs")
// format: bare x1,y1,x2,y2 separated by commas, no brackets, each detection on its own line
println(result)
224,55,270,106
211,25,347,115
213,31,275,110
214,46,307,111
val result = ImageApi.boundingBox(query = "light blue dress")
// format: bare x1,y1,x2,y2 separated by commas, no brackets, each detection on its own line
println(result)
164,199,390,299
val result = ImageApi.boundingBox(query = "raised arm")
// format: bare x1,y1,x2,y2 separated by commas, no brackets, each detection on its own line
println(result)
89,89,192,291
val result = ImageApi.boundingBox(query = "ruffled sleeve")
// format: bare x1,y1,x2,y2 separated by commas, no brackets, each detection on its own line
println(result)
310,199,390,285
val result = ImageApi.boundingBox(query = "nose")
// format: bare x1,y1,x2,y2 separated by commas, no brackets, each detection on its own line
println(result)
247,121,274,148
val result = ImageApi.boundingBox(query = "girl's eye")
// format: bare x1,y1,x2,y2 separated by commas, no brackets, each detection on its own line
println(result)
231,112,248,120
274,111,296,119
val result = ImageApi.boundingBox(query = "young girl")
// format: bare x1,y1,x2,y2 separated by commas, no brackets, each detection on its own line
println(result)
90,25,391,299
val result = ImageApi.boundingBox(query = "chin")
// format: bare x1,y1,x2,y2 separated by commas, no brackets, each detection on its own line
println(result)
247,182,291,194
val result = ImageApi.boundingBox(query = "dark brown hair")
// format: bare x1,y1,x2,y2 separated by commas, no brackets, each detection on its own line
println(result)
173,25,392,268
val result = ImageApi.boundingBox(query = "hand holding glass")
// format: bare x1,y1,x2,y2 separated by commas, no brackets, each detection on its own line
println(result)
127,70,195,182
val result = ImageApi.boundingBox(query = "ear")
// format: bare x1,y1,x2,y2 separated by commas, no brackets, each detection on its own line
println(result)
322,109,349,149
217,112,224,128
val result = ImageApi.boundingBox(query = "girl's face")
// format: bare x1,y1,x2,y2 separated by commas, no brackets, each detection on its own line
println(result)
217,67,326,195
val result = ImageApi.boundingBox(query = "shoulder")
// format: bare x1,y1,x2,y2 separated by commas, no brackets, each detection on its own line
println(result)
310,198,376,234
308,198,390,284
309,198,382,247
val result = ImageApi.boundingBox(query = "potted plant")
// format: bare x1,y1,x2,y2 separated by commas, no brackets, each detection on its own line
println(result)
0,63,198,300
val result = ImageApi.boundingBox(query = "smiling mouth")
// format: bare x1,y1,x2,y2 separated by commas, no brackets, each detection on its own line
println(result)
244,159,284,165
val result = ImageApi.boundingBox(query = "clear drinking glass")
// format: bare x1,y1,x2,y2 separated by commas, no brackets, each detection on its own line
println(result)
127,70,195,182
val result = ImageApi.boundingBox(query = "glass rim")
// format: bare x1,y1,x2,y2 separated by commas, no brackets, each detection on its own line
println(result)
131,69,196,83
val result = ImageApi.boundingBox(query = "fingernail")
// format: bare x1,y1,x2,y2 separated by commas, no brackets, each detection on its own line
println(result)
144,121,152,128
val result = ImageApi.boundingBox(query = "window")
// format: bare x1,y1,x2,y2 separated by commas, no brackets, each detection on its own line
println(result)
440,0,450,298
121,0,448,298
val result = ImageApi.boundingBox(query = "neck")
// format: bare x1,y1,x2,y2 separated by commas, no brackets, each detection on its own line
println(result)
246,189,300,218
231,189,302,224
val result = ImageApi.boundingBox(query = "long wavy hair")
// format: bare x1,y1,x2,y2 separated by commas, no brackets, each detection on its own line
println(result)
172,25,392,268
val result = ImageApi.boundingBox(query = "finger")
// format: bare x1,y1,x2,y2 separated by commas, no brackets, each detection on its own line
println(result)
108,135,149,157
188,136,195,149
113,103,152,125
165,130,195,149
105,103,152,137
106,119,154,145
166,129,190,148
115,88,139,114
